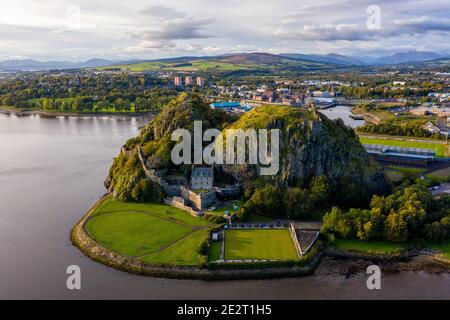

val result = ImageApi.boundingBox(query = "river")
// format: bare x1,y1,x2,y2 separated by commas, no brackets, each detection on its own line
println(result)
318,105,365,128
0,113,449,300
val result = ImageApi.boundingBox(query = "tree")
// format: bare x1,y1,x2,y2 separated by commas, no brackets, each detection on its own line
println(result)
284,188,313,219
245,185,283,217
384,212,408,242
309,176,330,205
322,207,345,236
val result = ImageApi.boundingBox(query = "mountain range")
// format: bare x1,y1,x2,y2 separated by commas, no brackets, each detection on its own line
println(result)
0,58,118,72
282,51,444,66
0,51,447,72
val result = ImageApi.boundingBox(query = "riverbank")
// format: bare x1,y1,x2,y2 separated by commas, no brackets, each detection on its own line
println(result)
322,244,450,275
71,196,322,280
0,107,158,119
71,197,450,280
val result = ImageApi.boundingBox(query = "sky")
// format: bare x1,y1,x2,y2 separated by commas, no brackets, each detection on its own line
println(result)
0,0,449,61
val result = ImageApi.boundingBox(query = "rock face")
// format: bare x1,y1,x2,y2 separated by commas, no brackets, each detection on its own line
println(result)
106,94,390,206
105,93,235,201
221,106,390,203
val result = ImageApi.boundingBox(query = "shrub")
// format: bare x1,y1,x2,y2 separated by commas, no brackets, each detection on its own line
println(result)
203,213,226,224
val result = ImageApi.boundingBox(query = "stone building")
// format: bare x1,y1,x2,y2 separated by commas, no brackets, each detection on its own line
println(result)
191,167,214,190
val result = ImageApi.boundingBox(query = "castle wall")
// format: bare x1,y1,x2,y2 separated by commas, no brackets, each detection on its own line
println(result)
180,187,216,211
163,197,203,217
138,147,181,197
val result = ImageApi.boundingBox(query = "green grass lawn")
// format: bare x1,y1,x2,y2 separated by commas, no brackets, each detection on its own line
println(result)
359,136,447,158
428,242,450,259
92,197,212,226
85,197,215,265
140,229,210,266
208,242,222,262
334,239,407,254
86,212,192,257
224,229,298,261
388,165,427,175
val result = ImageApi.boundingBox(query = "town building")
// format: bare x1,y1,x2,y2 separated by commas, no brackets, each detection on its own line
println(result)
364,144,436,166
196,77,205,87
174,76,182,86
185,76,193,85
210,101,252,113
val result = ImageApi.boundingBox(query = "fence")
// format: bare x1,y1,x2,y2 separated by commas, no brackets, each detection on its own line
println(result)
226,223,289,229
289,223,303,258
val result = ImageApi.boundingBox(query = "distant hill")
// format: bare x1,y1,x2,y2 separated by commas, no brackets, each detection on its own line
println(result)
99,51,447,72
219,52,291,64
282,53,366,66
0,58,117,72
1,51,447,72
419,58,450,67
98,53,331,72
366,51,442,65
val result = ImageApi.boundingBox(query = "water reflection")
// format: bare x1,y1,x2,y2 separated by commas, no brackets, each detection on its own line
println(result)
318,105,365,129
0,113,448,300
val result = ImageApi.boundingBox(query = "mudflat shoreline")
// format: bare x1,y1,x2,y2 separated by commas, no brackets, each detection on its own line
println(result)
320,248,450,277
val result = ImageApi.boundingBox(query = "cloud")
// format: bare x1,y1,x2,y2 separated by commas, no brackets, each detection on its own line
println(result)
137,18,212,41
394,16,450,33
1,0,450,60
273,15,450,43
273,23,369,41
138,6,186,19
128,17,213,52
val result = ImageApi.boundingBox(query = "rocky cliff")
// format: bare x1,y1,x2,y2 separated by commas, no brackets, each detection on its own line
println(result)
221,106,390,205
106,94,390,206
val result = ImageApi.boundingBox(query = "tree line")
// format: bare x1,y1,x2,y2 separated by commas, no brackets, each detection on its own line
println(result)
0,73,177,112
321,182,450,244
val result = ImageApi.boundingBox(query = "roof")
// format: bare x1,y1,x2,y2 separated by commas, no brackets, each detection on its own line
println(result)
364,144,436,160
210,102,241,109
192,167,214,178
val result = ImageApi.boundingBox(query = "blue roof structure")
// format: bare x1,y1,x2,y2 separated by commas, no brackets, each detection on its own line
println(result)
210,102,241,109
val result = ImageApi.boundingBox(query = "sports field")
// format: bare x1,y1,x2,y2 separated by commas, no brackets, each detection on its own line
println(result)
224,229,299,261
85,196,216,266
359,136,447,158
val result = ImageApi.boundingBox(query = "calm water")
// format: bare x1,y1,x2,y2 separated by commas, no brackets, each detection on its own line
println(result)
0,113,449,300
319,105,365,128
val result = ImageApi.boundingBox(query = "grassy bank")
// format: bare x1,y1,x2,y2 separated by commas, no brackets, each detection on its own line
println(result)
84,196,216,266
429,242,450,259
333,239,408,254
